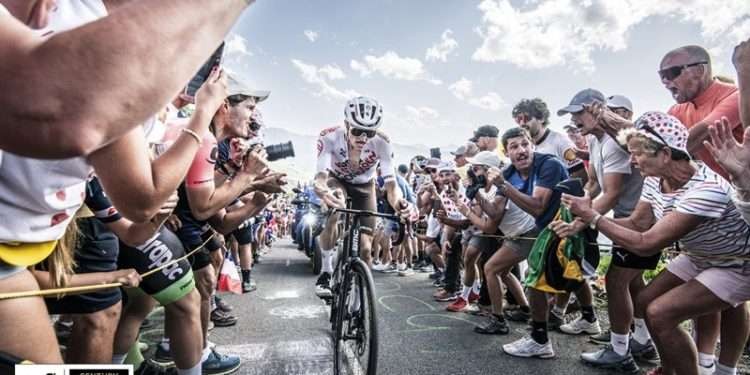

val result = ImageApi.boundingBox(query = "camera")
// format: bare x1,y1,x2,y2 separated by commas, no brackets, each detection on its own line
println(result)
430,147,441,159
265,141,295,162
464,168,487,201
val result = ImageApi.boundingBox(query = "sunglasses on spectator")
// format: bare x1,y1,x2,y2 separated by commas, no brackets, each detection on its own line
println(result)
638,123,670,148
249,122,261,131
350,128,376,138
658,61,707,81
424,168,437,174
472,165,487,173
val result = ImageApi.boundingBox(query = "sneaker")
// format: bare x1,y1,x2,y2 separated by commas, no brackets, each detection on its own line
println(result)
548,310,564,331
580,345,639,373
371,263,388,272
134,360,177,375
699,362,715,375
502,336,555,359
396,263,407,272
210,309,238,327
202,348,242,375
505,308,531,323
446,297,468,312
215,296,233,313
418,264,433,273
432,278,445,287
398,267,414,277
560,316,601,335
152,342,174,365
434,290,459,302
629,338,660,363
590,330,611,345
242,280,257,293
468,290,480,304
428,270,443,280
381,263,399,273
315,272,333,298
467,304,492,317
474,316,510,335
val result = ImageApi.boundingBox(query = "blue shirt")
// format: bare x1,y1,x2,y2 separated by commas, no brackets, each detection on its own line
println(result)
504,152,568,229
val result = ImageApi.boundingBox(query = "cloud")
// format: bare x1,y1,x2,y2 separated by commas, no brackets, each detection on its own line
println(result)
406,105,439,119
448,77,473,100
471,0,750,72
426,29,459,62
401,105,445,128
350,51,442,85
291,59,358,101
304,30,319,42
225,33,252,58
448,77,505,111
318,64,346,80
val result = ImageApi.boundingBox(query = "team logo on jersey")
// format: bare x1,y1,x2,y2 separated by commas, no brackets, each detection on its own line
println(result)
320,127,338,137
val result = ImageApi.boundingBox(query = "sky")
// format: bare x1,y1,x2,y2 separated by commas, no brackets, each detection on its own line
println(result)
223,0,750,148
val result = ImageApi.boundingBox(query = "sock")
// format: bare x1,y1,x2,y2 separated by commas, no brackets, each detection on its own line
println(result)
472,279,481,294
531,321,549,344
124,341,144,367
201,347,212,363
610,332,629,356
112,353,127,364
177,362,202,375
698,352,715,368
461,285,472,300
321,248,335,274
632,318,651,344
714,362,736,375
581,305,597,323
241,269,251,283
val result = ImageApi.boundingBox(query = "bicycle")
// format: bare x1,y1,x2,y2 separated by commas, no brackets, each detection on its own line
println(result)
324,206,405,375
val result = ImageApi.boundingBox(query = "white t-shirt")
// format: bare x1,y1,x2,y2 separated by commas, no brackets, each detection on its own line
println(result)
588,134,643,217
535,129,583,172
0,0,107,244
316,126,394,184
0,3,8,16
641,163,750,268
498,197,536,238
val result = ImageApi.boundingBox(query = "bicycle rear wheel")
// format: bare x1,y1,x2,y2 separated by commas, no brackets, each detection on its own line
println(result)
333,259,378,375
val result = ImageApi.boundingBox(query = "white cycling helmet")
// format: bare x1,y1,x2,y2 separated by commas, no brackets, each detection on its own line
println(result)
344,96,383,130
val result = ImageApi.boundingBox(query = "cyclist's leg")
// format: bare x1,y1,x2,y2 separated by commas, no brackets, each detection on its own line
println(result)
347,180,377,267
0,268,62,363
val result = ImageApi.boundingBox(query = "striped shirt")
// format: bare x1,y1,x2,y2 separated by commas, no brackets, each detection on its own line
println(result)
641,163,750,268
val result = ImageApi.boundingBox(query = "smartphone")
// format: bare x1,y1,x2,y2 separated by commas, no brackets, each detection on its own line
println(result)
184,42,225,98
430,147,441,159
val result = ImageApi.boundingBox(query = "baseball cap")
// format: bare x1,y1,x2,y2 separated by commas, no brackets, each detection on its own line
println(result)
469,125,499,142
557,89,606,116
227,74,270,102
450,145,467,156
0,240,59,267
563,124,579,133
606,95,633,113
465,151,502,168
630,111,690,156
437,161,456,173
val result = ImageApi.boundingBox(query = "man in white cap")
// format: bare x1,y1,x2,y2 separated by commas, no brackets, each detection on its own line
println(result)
607,95,634,120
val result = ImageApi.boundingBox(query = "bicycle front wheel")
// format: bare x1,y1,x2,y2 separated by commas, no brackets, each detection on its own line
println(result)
333,259,378,375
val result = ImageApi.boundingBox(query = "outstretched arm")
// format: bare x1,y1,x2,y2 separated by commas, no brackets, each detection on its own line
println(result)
0,0,252,157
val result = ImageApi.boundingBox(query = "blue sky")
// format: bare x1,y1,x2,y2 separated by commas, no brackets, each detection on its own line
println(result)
224,0,750,148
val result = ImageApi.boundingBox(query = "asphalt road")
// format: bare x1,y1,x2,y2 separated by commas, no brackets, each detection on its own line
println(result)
182,237,657,375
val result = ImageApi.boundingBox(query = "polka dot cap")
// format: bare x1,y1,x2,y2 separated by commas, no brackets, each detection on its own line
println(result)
634,111,690,156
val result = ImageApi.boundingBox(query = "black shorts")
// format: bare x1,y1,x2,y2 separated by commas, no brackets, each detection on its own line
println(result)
118,228,194,301
329,177,377,232
231,225,253,246
611,246,660,270
184,231,222,271
46,217,121,315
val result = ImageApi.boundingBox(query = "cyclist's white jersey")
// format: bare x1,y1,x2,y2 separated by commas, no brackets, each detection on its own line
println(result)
316,126,395,184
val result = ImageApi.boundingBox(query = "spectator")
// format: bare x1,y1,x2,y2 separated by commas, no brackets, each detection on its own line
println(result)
562,111,750,375
607,95,635,120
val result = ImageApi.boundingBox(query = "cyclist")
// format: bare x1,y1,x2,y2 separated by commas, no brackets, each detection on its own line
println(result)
313,96,413,297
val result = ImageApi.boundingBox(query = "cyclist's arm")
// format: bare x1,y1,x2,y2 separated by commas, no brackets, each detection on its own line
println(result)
0,0,251,158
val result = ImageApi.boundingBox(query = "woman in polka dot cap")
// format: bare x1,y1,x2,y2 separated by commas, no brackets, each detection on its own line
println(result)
560,111,750,375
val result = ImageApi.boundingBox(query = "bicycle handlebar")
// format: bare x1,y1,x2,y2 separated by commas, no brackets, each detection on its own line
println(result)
331,208,407,246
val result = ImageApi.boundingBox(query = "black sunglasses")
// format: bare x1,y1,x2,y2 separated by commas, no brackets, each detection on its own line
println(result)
658,61,707,81
249,122,261,131
350,128,376,138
